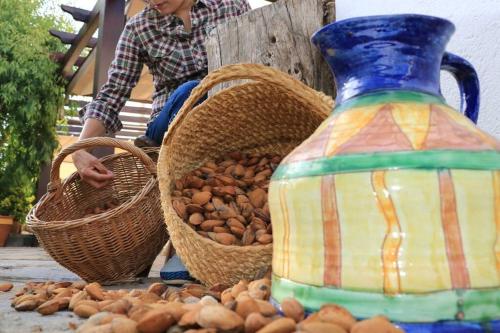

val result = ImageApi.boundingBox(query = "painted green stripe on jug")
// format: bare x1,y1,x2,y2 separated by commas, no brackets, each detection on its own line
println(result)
271,275,500,322
332,90,446,114
272,150,500,181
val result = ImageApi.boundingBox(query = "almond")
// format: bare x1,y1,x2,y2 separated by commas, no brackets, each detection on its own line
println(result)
299,322,347,333
172,200,187,220
186,204,204,215
37,299,60,315
248,188,267,208
187,176,205,189
317,304,357,331
57,297,71,310
215,175,236,186
231,281,249,298
220,289,234,305
245,312,273,333
179,308,200,326
15,300,38,311
69,290,88,310
230,226,245,238
137,309,175,333
74,300,100,310
351,316,404,333
192,192,212,206
281,298,304,322
242,228,256,245
227,218,245,230
233,164,246,178
236,297,260,319
256,233,273,245
0,282,14,292
255,299,277,317
85,282,105,301
196,305,244,331
147,283,168,296
248,279,271,301
189,213,204,226
110,317,138,333
74,304,99,318
200,220,225,232
215,233,236,245
101,299,130,314
256,317,296,333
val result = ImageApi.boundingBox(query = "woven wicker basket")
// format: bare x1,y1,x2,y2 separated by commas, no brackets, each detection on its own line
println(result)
27,138,168,284
158,63,334,286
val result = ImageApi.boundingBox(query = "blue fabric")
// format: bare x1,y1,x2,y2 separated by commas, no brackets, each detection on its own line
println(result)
145,80,207,144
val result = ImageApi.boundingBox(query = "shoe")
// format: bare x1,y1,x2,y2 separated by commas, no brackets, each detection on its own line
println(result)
134,135,160,148
160,254,195,285
160,241,195,285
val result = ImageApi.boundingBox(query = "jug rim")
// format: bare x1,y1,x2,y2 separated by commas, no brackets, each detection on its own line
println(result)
312,13,455,43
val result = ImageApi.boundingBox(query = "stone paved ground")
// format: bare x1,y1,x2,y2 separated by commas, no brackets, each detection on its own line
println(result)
0,247,166,333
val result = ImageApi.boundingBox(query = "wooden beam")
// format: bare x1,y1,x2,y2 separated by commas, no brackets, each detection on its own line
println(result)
61,1,100,78
61,4,92,23
93,0,126,97
49,29,97,48
67,48,96,96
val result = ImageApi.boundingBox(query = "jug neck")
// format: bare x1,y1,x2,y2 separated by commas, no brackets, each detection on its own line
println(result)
312,14,455,104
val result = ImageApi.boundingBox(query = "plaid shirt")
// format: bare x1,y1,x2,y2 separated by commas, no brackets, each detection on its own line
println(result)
79,0,251,133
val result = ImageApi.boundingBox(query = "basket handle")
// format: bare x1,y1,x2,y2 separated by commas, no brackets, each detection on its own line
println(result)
164,63,334,145
48,137,157,193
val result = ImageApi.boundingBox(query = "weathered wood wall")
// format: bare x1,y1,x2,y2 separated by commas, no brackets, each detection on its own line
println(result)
206,0,336,97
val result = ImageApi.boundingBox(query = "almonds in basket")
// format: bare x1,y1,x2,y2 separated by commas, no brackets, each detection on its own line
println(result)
171,152,281,246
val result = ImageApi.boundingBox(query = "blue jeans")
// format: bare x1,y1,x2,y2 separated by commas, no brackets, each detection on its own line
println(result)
145,80,206,144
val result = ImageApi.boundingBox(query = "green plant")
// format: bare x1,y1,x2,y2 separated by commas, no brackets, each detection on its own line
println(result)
0,0,71,222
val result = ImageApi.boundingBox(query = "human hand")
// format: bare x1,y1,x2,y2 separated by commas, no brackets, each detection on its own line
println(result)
73,150,114,188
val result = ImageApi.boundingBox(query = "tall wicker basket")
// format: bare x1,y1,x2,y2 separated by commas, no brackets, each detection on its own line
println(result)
158,63,334,286
27,138,167,284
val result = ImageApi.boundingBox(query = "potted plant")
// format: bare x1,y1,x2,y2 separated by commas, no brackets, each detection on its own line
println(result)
0,215,13,247
0,187,34,246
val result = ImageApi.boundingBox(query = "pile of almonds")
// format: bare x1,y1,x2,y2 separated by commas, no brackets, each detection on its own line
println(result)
171,152,280,246
83,198,121,217
3,277,405,333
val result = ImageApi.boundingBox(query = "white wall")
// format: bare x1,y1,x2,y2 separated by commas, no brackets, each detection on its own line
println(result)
335,0,500,138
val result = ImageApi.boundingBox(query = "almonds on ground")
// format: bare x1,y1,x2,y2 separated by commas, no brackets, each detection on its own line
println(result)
12,278,404,333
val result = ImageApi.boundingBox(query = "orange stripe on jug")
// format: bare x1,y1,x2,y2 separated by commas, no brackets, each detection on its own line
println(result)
321,174,342,287
438,170,471,289
372,171,402,295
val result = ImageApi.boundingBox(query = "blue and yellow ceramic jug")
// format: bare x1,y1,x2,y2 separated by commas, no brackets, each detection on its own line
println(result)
269,14,500,332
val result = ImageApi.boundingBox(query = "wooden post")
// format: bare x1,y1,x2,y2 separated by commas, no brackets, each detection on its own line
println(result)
93,0,126,157
205,0,336,97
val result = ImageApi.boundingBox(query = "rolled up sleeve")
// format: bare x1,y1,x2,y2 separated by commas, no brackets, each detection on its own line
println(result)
79,21,144,133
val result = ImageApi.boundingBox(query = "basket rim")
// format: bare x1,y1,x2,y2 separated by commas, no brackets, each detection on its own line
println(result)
27,151,158,228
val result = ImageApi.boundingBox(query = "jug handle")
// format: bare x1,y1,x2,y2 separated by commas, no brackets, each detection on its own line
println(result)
441,52,480,123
